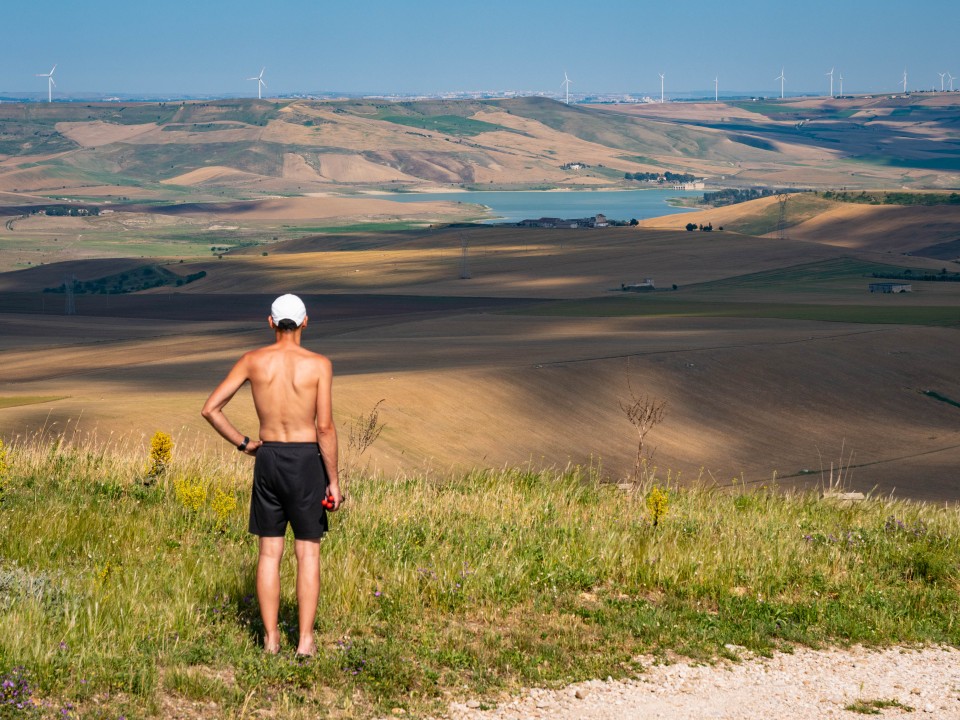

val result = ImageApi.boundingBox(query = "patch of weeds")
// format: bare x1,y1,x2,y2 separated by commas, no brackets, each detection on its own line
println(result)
884,516,929,538
335,636,418,699
0,666,41,716
802,530,866,548
145,431,173,482
901,545,954,585
0,563,66,610
164,666,239,704
210,489,238,533
173,476,207,512
844,697,914,714
236,651,331,691
92,479,124,500
0,439,9,503
129,482,164,505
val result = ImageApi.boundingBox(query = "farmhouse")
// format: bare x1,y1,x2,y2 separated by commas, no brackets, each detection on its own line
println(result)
517,217,566,228
517,214,610,229
869,282,912,293
621,278,656,293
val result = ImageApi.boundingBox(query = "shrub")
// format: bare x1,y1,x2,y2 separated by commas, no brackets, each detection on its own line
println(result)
174,477,207,512
646,485,669,527
147,431,173,480
211,488,238,532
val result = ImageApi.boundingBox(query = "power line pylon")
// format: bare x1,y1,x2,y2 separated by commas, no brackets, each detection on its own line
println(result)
776,193,789,241
459,235,472,280
64,274,76,315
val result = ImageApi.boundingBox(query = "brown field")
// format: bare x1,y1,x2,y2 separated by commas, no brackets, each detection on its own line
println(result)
3,210,960,501
642,195,960,258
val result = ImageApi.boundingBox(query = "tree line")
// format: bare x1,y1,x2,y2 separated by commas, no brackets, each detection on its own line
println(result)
39,205,101,217
44,266,207,295
624,171,697,184
822,191,960,206
702,188,778,206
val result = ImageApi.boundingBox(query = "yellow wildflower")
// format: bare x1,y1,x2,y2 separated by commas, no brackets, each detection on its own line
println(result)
174,477,207,512
646,485,669,527
148,431,174,478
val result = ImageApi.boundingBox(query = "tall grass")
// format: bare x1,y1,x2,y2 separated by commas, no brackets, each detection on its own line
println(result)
1,432,958,718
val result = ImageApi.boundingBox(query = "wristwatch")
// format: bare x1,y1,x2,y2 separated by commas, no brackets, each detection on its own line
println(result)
237,436,250,451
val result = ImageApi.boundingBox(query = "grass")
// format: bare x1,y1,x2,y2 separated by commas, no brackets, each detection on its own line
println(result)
844,698,914,714
1,434,958,718
379,114,509,137
714,193,837,237
730,102,801,116
283,221,438,234
848,155,960,172
161,123,250,132
681,258,921,294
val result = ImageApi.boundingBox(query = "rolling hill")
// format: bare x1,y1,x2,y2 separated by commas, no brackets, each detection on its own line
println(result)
2,95,960,204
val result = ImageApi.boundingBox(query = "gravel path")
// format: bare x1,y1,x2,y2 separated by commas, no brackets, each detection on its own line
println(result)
446,646,960,719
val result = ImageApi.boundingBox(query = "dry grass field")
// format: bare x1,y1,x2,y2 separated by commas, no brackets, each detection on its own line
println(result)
2,96,959,501
2,213,959,500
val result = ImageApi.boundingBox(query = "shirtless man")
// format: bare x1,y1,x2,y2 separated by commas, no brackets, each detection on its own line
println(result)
201,294,341,655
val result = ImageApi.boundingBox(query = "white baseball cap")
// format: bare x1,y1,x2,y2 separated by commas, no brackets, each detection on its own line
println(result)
270,294,307,327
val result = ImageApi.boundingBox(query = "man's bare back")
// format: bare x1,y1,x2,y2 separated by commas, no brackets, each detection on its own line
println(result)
201,294,340,655
236,343,333,443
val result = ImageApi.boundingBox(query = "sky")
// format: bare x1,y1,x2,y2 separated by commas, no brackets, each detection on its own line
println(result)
3,0,959,98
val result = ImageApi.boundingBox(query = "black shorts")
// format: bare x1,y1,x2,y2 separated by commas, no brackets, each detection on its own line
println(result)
249,442,328,540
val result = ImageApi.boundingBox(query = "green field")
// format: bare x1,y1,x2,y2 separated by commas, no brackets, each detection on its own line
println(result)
161,123,250,133
715,193,838,237
682,258,919,294
379,114,511,137
281,220,441,234
850,155,960,172
1,437,958,718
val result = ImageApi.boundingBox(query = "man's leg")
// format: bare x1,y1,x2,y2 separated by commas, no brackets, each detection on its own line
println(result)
293,538,321,655
257,536,285,653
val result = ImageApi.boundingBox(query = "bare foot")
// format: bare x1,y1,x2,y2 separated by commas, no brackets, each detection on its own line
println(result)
295,638,316,657
264,631,281,654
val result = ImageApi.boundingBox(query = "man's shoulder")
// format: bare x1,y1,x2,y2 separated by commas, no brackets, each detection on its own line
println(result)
245,343,331,370
300,348,333,369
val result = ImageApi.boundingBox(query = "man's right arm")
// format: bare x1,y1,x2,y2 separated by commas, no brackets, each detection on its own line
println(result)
201,353,262,455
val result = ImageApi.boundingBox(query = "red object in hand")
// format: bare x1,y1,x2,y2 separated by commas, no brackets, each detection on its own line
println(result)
322,492,336,510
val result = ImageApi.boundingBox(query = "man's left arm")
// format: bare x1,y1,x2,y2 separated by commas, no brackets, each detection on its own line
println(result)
201,355,262,455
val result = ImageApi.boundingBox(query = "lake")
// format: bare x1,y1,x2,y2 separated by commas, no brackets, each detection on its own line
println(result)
382,189,702,224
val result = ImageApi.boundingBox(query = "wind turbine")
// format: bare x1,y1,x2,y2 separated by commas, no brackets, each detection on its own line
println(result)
714,76,718,102
839,72,843,96
659,72,665,103
561,71,572,104
901,69,908,93
36,64,56,103
938,72,946,92
949,72,955,92
826,67,834,98
247,68,266,99
775,68,785,99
